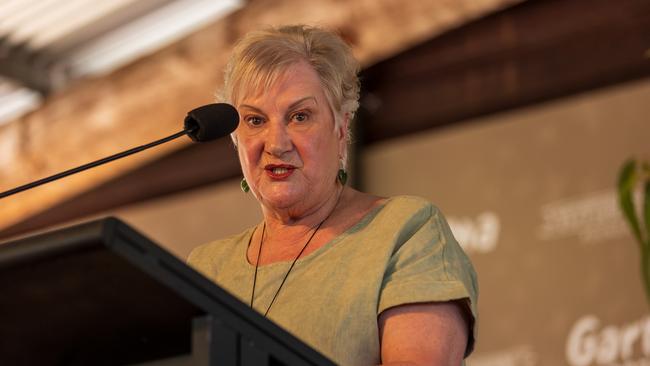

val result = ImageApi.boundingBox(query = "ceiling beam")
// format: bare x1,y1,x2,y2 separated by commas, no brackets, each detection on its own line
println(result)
359,0,650,143
0,38,64,94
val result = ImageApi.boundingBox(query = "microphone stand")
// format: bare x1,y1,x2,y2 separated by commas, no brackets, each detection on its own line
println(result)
0,129,192,200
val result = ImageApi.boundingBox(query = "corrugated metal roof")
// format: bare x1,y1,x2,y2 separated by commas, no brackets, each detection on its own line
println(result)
0,0,242,126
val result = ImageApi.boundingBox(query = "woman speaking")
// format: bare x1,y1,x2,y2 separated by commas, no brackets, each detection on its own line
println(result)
188,25,478,366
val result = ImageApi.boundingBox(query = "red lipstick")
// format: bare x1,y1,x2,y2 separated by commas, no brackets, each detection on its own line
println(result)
265,164,295,179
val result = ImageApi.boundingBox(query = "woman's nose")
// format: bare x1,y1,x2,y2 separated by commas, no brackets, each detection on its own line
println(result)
265,121,292,156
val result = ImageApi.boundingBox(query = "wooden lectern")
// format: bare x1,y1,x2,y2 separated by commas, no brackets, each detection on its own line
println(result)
0,217,335,366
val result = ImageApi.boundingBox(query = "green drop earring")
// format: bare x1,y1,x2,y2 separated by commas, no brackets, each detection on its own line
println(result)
337,169,348,185
241,178,250,193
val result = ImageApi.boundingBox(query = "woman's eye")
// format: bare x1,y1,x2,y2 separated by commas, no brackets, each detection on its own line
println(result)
245,116,264,126
291,112,309,123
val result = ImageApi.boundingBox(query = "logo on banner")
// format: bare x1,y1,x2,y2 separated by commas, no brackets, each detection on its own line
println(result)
566,314,650,366
537,189,630,244
448,211,500,254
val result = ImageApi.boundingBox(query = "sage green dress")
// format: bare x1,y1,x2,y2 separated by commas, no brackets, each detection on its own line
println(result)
187,195,478,366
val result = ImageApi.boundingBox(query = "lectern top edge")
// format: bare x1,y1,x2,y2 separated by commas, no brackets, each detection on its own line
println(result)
0,217,110,269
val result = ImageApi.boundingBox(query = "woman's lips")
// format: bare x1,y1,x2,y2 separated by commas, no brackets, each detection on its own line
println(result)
265,164,295,179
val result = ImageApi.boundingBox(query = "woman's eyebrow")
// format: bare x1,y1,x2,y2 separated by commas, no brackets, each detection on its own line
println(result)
239,96,317,114
239,104,265,114
287,96,317,110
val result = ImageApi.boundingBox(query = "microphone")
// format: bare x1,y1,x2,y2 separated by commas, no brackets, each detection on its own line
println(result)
0,103,239,199
185,103,239,142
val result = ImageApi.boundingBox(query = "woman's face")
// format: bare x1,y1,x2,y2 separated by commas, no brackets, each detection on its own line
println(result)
234,61,347,216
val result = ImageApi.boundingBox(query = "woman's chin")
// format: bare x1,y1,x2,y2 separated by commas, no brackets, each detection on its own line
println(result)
259,187,305,211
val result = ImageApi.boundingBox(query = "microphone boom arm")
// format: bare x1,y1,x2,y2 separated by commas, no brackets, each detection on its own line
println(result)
0,129,191,200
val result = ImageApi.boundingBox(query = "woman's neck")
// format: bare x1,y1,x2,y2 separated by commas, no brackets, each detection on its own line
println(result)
262,186,346,235
249,187,342,258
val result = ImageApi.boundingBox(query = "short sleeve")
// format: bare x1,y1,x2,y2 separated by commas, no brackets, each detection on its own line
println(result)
378,204,479,355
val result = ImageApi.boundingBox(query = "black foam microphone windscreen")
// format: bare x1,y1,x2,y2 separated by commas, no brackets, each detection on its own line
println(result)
184,103,239,142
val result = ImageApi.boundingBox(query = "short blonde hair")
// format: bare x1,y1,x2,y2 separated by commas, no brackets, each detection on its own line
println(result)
220,24,360,133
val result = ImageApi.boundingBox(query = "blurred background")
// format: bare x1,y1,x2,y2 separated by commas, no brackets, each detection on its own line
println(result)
1,0,649,365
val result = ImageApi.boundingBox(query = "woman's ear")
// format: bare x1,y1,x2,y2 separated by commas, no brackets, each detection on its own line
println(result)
338,113,350,142
337,113,350,167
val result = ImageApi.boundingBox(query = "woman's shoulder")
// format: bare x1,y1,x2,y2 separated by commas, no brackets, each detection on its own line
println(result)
345,190,440,220
380,195,443,220
346,194,446,240
386,195,437,208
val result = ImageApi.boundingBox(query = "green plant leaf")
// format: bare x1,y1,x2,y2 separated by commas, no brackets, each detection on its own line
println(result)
618,159,644,245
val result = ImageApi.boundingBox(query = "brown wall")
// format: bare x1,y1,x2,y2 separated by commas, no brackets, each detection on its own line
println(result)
111,77,650,365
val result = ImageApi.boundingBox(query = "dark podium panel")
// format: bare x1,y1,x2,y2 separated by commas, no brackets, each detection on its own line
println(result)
0,217,335,366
